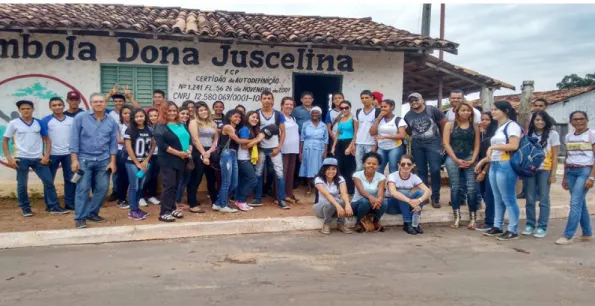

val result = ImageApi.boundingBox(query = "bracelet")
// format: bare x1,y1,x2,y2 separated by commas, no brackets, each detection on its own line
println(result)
481,171,486,174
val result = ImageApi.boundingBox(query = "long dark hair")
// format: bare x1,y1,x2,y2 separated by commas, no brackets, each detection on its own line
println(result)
332,100,352,128
224,109,244,127
494,100,517,122
127,108,149,144
242,110,261,138
482,111,498,138
316,164,342,187
528,111,554,147
159,101,179,124
119,105,133,125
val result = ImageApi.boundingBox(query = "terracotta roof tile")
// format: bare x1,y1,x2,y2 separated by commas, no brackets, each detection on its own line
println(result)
0,3,458,52
470,86,595,108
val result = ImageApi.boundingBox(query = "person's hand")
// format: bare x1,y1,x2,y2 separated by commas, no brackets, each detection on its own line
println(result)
336,206,346,218
486,147,493,162
585,178,594,190
272,147,281,157
177,151,188,159
139,160,149,172
124,85,133,99
370,197,381,209
331,147,335,156
562,178,568,190
455,159,466,168
549,175,556,185
106,162,117,174
71,159,80,173
476,171,486,182
413,205,422,212
257,133,265,141
40,156,50,165
474,160,485,174
349,146,355,156
379,109,389,118
322,151,327,159
109,84,119,96
375,135,385,141
344,205,353,217
7,158,18,170
203,156,211,166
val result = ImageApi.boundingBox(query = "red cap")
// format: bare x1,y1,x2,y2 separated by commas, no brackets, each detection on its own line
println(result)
67,91,81,100
372,91,383,102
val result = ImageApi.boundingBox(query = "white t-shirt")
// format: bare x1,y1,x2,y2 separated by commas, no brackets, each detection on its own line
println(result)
314,176,346,205
490,120,522,162
446,107,481,124
355,107,377,145
282,116,300,154
118,125,128,151
531,130,560,170
377,116,407,150
41,115,73,156
259,110,286,149
109,110,120,125
386,172,423,194
3,118,47,159
352,170,385,202
565,129,595,167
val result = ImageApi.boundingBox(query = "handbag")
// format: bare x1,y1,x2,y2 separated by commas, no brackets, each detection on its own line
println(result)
185,157,195,172
360,214,379,232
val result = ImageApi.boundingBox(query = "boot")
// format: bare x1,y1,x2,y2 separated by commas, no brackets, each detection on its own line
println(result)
403,222,417,235
467,211,477,230
450,209,461,229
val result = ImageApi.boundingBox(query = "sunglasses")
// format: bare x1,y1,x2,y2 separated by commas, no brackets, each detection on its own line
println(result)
340,107,350,110
400,162,412,167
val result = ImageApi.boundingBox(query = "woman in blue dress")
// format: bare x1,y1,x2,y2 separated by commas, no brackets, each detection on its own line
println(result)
299,106,329,195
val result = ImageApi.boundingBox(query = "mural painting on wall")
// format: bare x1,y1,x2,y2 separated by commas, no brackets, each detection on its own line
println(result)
0,74,88,167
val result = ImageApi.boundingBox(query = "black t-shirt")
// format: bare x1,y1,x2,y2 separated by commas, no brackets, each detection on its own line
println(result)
124,126,153,162
404,105,445,144
213,117,224,130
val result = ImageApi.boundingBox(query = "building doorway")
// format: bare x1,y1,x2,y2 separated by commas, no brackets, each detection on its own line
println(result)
292,73,343,120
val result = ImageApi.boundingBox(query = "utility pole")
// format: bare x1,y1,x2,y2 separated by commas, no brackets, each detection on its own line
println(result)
421,4,431,36
518,80,534,130
437,4,445,108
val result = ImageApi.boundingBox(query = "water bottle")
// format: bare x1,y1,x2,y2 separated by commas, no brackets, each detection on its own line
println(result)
71,169,85,183
412,212,420,227
136,164,151,178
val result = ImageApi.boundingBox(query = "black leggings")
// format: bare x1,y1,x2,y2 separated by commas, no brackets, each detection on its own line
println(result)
335,139,356,194
187,148,218,207
116,150,129,202
144,155,160,198
160,166,183,215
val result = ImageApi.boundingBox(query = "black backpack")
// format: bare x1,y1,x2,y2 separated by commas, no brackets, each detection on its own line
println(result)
355,107,381,121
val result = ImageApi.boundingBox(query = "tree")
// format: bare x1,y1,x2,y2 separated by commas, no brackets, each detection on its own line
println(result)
556,73,595,89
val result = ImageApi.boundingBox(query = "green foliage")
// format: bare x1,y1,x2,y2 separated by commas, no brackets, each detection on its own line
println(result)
12,82,58,99
556,73,595,89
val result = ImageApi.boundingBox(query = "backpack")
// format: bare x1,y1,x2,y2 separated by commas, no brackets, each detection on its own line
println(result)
257,108,282,125
356,107,381,121
503,122,545,177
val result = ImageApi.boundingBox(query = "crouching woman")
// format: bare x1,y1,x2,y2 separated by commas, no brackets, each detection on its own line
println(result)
351,152,388,232
312,158,353,235
385,155,431,235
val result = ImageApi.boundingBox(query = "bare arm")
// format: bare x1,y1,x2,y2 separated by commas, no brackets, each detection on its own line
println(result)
278,123,286,148
189,120,207,155
490,136,520,152
125,139,141,167
350,119,358,149
222,125,251,145
241,134,265,150
472,123,480,163
442,122,457,160
370,116,382,136
2,138,16,169
42,135,51,160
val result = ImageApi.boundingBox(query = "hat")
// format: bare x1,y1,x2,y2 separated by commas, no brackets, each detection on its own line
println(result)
261,124,279,139
322,157,338,167
67,91,81,100
372,91,384,102
310,106,322,113
16,100,34,108
408,92,423,101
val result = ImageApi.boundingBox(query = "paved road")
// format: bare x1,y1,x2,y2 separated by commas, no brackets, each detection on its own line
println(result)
1,220,595,306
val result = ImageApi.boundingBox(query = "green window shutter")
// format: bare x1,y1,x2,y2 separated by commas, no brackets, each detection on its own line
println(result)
100,64,168,108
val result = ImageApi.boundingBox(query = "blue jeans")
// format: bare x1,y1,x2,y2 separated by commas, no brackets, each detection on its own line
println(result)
16,158,59,210
47,154,75,208
74,158,111,220
445,156,478,212
377,146,404,174
385,189,424,223
525,170,551,230
255,148,286,202
411,140,442,201
355,144,374,171
351,198,388,224
563,167,593,239
217,149,238,207
489,161,520,233
175,171,191,203
125,163,149,211
235,160,257,203
479,171,495,227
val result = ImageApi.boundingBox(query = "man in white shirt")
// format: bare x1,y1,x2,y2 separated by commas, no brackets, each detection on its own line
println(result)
445,89,481,123
354,90,380,171
2,100,68,217
42,97,75,211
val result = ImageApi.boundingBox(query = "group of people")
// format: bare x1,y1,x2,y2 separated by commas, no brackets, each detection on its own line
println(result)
3,86,593,245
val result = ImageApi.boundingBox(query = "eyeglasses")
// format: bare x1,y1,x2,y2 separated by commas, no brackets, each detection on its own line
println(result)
340,107,350,110
400,162,412,167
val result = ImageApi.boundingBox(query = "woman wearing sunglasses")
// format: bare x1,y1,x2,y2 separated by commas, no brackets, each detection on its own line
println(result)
385,155,431,235
331,101,358,194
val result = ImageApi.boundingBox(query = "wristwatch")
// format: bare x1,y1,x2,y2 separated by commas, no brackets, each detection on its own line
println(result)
589,177,595,182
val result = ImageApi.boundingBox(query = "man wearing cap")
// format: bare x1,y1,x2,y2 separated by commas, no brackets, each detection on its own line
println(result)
372,91,384,108
70,93,119,229
3,100,68,217
404,92,447,208
64,91,85,118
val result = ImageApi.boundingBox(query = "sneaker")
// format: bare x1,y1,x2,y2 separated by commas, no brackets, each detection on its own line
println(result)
138,209,149,218
139,198,148,207
484,227,504,237
64,205,75,211
278,201,290,210
475,224,492,232
148,197,161,205
580,235,592,242
211,204,220,211
75,219,87,229
49,206,70,215
108,192,118,202
431,199,441,209
522,225,535,236
496,231,519,241
403,223,417,235
235,202,251,211
128,210,147,221
414,225,424,234
321,224,331,235
555,237,573,245
21,208,33,217
533,228,547,238
219,206,238,213
159,214,175,222
249,199,264,207
117,201,130,209
337,223,352,234
86,215,106,223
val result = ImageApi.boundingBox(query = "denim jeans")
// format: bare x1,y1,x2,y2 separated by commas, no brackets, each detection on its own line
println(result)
377,145,405,175
47,154,75,208
489,160,520,233
355,144,374,171
351,198,387,224
235,160,257,203
175,171,191,203
385,189,424,223
74,158,110,221
125,163,149,211
563,167,593,239
255,148,286,202
16,158,59,210
312,199,346,224
217,149,238,207
525,170,551,230
444,156,478,212
411,140,442,201
479,172,495,227
116,151,129,202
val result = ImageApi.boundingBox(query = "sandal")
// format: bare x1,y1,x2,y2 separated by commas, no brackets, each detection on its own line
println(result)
171,210,184,219
190,207,206,214
159,214,175,222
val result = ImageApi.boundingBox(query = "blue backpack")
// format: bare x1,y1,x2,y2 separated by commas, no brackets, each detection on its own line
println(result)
503,122,545,177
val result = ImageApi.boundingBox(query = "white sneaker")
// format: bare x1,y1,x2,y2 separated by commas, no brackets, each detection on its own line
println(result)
556,237,573,245
219,206,238,213
211,204,220,211
139,198,148,207
148,197,160,205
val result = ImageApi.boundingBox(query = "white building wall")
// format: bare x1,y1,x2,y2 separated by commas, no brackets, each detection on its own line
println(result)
547,90,595,131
